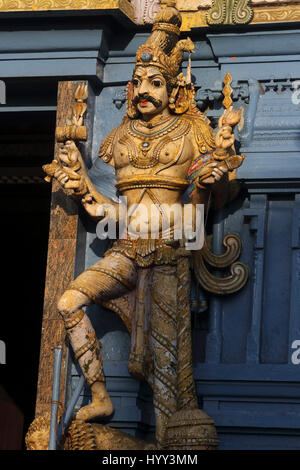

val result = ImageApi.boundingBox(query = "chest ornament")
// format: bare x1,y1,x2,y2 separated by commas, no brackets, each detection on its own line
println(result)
122,117,191,169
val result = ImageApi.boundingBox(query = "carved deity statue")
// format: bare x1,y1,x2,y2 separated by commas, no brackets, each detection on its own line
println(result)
42,1,246,449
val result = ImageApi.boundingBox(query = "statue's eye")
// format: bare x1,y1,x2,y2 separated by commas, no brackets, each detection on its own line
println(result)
132,79,139,87
152,80,162,87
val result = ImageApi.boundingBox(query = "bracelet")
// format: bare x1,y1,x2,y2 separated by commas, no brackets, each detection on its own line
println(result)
213,149,229,161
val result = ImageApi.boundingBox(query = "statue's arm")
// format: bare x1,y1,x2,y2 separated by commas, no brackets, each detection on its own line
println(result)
43,139,119,222
188,109,245,209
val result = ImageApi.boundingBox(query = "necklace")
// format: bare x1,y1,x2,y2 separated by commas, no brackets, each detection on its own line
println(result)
130,116,180,139
127,117,181,168
136,115,173,130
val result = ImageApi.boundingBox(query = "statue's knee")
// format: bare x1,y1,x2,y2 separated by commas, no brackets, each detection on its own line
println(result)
57,292,73,317
57,290,90,317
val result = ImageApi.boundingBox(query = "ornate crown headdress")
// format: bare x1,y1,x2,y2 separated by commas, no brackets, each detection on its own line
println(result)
127,1,195,118
135,1,194,79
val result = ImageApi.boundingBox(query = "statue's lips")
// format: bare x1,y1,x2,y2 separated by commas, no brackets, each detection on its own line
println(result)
138,100,151,106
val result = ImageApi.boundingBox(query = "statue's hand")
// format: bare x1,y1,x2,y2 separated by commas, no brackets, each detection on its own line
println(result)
81,194,108,220
215,106,242,155
215,125,235,153
53,166,83,190
58,140,81,168
197,153,245,186
197,161,228,186
44,139,86,192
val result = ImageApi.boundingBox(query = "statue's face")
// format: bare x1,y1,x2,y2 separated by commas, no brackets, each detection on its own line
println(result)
132,66,169,117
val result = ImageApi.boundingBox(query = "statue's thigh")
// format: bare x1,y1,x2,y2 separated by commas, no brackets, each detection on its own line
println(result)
69,251,137,303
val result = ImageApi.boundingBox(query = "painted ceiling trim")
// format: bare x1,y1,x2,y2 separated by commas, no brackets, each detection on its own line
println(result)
0,0,299,29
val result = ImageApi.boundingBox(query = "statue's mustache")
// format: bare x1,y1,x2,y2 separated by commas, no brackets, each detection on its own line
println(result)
132,94,162,108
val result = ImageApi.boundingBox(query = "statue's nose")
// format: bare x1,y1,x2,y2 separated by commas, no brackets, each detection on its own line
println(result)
138,80,151,95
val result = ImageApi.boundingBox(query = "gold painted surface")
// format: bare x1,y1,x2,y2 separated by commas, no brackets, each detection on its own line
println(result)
0,0,298,28
0,0,134,19
252,4,300,22
222,72,233,110
179,1,300,29
180,10,208,30
177,0,210,10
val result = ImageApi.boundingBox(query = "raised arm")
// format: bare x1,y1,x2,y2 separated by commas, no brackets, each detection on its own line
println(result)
43,140,119,222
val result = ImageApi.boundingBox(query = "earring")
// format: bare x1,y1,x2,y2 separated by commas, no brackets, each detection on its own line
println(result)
169,74,192,114
126,81,139,119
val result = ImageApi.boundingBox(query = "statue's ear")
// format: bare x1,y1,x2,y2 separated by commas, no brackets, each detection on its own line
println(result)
126,81,139,119
168,74,192,115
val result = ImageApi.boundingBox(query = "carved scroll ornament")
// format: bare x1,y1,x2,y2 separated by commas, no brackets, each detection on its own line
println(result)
194,234,249,295
207,0,253,25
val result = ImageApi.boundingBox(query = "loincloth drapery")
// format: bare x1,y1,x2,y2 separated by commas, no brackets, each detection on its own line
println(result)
69,238,197,445
104,238,179,267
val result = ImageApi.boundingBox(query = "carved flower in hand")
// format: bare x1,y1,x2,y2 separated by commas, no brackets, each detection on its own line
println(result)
220,106,242,127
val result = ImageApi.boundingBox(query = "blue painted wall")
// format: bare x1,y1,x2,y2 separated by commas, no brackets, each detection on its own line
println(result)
2,14,300,449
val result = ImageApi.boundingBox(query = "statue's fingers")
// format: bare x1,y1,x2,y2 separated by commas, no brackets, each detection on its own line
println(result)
62,168,81,180
223,135,235,147
212,171,222,181
218,115,224,129
59,175,69,184
217,163,228,173
65,180,80,189
198,162,217,174
213,168,224,177
55,171,69,183
200,176,215,185
198,168,214,180
54,169,64,179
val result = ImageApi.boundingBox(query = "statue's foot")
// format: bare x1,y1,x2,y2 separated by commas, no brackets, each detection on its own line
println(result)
75,396,114,422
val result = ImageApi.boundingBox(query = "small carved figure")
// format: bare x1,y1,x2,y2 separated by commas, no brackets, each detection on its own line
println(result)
43,0,246,449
